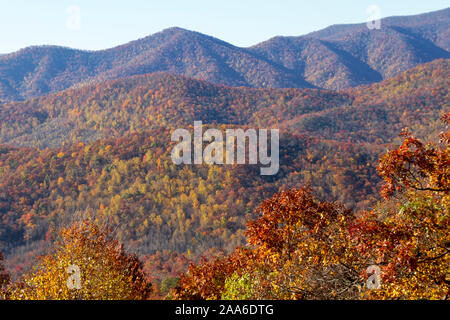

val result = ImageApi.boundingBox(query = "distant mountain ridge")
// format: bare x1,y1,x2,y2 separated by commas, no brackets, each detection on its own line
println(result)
0,8,448,101
250,8,450,89
305,7,450,49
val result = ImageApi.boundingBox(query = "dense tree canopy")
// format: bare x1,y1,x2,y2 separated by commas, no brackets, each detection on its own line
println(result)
6,220,152,300
351,113,449,299
0,60,448,299
173,114,449,300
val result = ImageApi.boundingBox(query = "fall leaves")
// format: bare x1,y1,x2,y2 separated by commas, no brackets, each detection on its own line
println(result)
173,188,362,300
0,251,10,299
1,113,448,300
1,59,447,291
352,113,450,299
378,127,450,198
4,220,152,300
173,114,450,300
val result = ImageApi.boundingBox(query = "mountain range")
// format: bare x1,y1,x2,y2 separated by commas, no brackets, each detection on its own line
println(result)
0,7,449,290
0,8,448,102
0,58,448,279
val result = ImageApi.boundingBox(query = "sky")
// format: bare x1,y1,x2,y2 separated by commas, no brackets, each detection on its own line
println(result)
0,0,448,53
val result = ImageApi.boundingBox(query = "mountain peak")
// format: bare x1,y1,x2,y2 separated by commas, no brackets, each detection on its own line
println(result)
160,26,192,34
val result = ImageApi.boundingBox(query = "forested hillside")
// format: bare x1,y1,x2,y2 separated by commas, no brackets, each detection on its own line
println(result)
0,8,448,101
1,59,447,149
251,8,450,90
0,59,448,286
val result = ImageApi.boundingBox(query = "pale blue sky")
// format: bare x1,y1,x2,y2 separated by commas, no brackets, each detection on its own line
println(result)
0,0,448,53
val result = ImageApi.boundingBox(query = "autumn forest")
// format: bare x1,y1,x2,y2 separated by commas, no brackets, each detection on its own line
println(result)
0,8,449,301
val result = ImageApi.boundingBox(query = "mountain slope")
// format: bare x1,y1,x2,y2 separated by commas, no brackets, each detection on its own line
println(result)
0,28,309,102
0,72,347,148
250,8,450,90
0,59,447,149
307,7,450,50
0,8,448,101
0,59,448,279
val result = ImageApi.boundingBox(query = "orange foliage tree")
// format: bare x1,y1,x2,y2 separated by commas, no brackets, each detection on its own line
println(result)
242,188,363,299
173,248,253,300
352,113,449,299
174,188,364,300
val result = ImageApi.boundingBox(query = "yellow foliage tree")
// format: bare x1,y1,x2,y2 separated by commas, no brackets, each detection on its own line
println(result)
7,220,152,300
0,251,10,299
